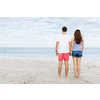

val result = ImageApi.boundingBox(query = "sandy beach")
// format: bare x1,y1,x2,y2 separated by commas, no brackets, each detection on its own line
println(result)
0,57,100,84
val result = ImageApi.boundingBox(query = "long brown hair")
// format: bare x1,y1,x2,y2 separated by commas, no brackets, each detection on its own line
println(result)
74,29,82,44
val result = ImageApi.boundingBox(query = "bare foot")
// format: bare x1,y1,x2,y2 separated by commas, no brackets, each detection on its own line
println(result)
74,76,77,79
66,76,68,78
78,76,79,79
58,76,61,78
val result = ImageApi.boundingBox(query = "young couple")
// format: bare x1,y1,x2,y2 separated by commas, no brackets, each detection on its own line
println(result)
55,26,84,79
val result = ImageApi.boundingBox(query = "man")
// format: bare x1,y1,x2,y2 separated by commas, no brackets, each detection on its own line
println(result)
55,26,71,78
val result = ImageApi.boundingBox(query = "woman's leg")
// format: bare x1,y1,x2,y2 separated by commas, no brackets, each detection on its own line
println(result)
77,57,81,79
72,57,77,78
76,57,78,77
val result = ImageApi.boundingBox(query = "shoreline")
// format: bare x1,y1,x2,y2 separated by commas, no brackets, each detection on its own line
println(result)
0,56,100,60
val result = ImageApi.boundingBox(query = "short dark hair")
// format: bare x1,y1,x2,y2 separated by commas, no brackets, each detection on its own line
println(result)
62,26,67,32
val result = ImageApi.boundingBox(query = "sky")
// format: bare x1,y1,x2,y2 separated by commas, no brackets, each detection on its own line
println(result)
0,17,100,47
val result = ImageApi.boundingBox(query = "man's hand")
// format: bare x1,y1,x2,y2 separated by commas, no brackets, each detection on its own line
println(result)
56,52,58,56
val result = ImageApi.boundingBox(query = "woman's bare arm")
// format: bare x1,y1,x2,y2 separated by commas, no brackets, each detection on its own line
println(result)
82,38,84,53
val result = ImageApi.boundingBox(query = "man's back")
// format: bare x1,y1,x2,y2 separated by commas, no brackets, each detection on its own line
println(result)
57,34,71,53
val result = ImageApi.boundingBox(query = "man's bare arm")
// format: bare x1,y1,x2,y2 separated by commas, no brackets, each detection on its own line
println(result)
55,42,59,55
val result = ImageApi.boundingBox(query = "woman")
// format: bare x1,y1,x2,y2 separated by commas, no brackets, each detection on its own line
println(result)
71,29,84,79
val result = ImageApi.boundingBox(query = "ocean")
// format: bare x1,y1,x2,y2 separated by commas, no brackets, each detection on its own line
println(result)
0,47,100,59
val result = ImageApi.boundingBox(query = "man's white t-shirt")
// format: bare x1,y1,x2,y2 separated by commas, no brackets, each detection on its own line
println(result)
56,34,71,53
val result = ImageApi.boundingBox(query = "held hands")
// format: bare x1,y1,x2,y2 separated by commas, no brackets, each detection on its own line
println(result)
69,52,72,56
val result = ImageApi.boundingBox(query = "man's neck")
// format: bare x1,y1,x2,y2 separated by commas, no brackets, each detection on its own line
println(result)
62,32,67,35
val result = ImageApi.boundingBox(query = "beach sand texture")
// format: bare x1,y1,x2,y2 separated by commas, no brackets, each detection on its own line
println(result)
0,58,100,84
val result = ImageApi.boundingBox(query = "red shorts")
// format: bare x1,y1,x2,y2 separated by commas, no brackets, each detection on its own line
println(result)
58,53,69,61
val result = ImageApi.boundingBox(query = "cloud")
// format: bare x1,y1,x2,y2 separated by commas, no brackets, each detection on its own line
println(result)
0,17,100,47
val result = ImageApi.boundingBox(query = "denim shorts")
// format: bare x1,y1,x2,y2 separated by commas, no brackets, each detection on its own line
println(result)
72,51,82,57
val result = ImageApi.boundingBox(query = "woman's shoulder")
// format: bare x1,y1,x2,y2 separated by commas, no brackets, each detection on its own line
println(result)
82,38,84,42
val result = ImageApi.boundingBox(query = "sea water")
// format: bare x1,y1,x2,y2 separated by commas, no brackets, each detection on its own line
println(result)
0,47,100,59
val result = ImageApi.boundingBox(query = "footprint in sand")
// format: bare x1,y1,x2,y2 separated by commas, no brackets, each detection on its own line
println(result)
23,76,36,84
1,75,5,78
92,66,96,68
35,74,39,76
51,78,54,79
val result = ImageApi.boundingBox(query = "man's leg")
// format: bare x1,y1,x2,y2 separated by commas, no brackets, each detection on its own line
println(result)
58,60,63,78
64,60,69,78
